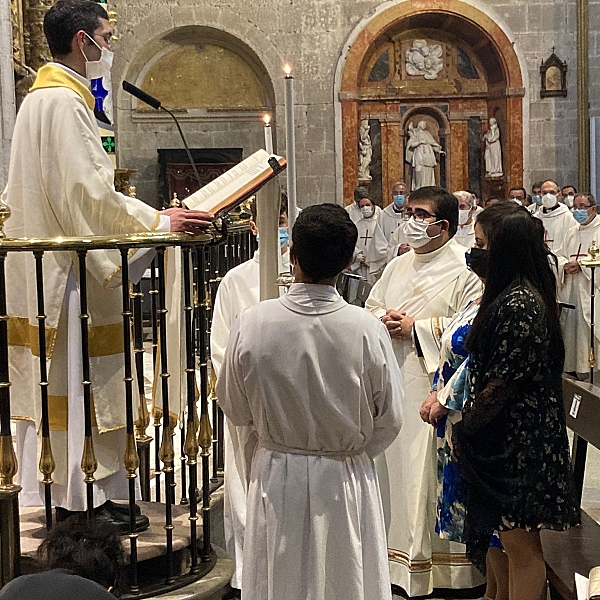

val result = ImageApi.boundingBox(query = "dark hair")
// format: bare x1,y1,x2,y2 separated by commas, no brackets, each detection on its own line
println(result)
532,181,543,190
44,0,108,58
575,192,596,206
408,186,458,236
466,204,563,366
562,185,578,193
353,186,369,203
38,516,124,591
509,186,527,198
292,203,357,282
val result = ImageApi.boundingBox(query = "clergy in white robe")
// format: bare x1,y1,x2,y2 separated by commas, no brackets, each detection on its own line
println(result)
453,191,477,249
2,9,211,515
345,185,381,225
210,209,289,591
217,204,403,600
559,194,600,374
350,199,388,282
535,180,577,255
379,182,409,241
386,220,411,263
365,187,484,597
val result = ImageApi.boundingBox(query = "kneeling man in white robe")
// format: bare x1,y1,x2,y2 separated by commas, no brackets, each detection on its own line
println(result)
217,204,403,600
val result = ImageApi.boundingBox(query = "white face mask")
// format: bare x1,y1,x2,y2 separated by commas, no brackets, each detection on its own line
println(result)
542,193,558,209
405,217,442,248
511,198,523,206
564,194,575,208
360,205,374,218
81,33,114,81
458,209,471,225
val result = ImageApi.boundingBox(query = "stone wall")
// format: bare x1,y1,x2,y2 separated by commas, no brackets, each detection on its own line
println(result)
111,0,590,207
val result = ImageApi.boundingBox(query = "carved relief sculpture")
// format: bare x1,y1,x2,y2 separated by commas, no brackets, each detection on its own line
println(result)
405,40,443,80
405,121,443,190
358,118,373,182
483,118,503,178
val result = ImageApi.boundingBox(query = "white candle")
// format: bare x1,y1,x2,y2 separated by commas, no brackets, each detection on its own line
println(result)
284,64,298,230
263,113,274,155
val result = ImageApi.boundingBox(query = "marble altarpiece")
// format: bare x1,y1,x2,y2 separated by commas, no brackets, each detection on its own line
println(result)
341,7,525,208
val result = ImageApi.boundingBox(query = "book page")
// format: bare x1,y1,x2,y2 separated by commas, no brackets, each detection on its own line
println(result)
183,149,285,213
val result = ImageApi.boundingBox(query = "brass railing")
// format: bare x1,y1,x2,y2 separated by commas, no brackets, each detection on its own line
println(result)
0,221,258,595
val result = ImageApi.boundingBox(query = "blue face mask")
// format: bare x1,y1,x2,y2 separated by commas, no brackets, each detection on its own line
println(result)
279,227,289,247
256,228,290,247
573,208,590,224
393,194,405,209
533,194,542,205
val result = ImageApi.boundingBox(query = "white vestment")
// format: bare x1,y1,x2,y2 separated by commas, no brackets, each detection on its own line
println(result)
217,284,403,600
3,64,161,510
559,216,600,373
365,239,484,597
454,221,476,248
210,248,288,589
345,202,381,225
535,203,577,255
379,204,406,242
387,222,409,263
350,215,388,282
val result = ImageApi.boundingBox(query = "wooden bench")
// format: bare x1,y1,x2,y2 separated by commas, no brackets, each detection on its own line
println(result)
541,375,600,599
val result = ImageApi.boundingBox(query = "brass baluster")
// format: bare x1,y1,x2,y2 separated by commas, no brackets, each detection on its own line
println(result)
76,250,97,520
156,247,175,583
0,249,21,586
120,248,141,594
34,251,54,530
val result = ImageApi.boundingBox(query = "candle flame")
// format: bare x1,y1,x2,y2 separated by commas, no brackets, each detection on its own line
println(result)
283,64,292,76
263,113,271,125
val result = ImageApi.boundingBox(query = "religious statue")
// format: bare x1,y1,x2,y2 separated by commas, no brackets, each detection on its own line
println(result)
405,121,443,190
405,40,444,80
358,118,373,181
483,118,503,178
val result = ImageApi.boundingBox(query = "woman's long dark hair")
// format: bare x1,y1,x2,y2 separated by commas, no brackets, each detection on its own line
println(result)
466,203,564,367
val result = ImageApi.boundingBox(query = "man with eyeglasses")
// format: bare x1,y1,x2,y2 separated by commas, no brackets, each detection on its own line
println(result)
366,186,483,597
3,0,213,531
559,193,600,376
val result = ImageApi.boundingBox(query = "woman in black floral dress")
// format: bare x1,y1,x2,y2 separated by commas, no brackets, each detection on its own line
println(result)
453,205,580,600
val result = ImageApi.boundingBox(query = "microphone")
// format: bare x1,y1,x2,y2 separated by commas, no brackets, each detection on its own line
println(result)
122,81,161,110
122,81,203,203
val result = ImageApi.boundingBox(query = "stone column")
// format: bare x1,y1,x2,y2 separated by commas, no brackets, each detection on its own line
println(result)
0,0,17,189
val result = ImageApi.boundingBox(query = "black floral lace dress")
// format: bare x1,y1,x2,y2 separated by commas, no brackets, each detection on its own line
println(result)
452,284,580,572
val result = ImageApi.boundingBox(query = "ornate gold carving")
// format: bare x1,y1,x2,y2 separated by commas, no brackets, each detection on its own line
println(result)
23,0,53,72
0,435,18,489
0,198,11,240
183,418,199,464
114,169,138,195
81,435,98,484
198,412,212,452
141,44,267,111
124,432,140,476
158,423,174,467
39,435,55,484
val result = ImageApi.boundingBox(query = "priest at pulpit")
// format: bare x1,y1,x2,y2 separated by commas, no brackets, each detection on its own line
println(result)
2,0,212,530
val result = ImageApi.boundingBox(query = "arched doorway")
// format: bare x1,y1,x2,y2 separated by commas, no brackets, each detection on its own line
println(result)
339,1,525,206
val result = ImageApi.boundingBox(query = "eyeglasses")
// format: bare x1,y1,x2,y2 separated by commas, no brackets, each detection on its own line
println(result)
93,33,113,47
402,208,438,222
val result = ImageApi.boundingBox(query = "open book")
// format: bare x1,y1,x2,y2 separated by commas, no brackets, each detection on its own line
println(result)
182,149,287,215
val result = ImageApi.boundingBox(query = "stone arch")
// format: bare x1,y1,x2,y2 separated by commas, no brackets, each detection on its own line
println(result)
334,0,527,205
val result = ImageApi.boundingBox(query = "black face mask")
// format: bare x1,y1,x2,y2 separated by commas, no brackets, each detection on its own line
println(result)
466,247,488,279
